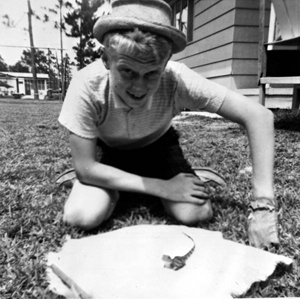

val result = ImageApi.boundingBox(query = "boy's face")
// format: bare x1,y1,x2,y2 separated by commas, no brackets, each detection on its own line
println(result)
106,51,169,109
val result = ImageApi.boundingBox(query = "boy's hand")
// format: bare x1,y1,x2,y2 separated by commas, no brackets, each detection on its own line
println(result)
163,173,209,205
247,198,279,249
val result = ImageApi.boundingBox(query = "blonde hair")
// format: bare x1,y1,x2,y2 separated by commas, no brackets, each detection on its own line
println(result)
102,28,172,64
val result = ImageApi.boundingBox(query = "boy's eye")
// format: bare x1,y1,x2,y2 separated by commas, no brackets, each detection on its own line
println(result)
146,71,160,79
120,68,136,79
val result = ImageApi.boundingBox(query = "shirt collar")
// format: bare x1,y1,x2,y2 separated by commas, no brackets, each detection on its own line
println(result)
112,89,153,110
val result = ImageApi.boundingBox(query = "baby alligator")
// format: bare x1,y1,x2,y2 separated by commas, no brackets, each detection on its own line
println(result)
162,233,195,271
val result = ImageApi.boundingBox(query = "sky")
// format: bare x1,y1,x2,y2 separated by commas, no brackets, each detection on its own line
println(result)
0,0,110,67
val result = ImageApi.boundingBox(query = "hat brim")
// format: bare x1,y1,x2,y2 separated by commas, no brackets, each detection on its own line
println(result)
93,16,187,54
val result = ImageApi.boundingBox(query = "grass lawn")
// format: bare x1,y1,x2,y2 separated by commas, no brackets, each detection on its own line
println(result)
0,98,300,298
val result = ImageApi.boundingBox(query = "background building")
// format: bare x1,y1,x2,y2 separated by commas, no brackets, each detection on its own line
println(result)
0,72,49,99
166,0,296,104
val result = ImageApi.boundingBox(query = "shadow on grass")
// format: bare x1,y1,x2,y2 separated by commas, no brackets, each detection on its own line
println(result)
242,263,294,298
272,108,300,132
113,193,167,219
76,193,177,236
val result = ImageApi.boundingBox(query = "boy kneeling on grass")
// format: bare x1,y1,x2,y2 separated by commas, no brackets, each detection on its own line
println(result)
58,0,278,249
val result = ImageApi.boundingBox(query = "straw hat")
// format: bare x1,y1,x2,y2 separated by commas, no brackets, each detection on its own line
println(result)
93,0,187,54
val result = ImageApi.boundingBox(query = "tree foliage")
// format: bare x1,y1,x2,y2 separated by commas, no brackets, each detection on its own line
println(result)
64,0,106,69
7,49,49,74
63,53,73,91
1,14,15,28
40,0,73,29
20,49,50,73
8,61,30,73
0,55,9,71
45,49,61,90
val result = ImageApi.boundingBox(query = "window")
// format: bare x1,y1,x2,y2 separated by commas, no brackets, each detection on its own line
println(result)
169,0,194,42
37,80,45,90
25,79,33,90
25,79,46,90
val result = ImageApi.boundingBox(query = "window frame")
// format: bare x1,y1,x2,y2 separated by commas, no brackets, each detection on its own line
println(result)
25,79,46,91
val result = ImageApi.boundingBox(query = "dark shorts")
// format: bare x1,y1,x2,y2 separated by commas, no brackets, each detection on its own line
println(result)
98,127,195,180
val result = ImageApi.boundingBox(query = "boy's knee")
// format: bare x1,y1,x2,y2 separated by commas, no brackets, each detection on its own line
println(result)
63,207,106,231
63,184,119,230
196,202,213,222
166,201,213,226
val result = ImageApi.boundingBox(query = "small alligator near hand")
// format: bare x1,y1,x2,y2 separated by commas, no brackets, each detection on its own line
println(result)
162,233,195,271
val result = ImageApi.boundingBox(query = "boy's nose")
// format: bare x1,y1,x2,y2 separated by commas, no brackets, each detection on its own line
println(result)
131,76,147,92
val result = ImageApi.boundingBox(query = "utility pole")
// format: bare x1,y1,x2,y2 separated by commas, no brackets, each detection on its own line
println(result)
59,0,65,101
27,0,39,100
47,48,52,98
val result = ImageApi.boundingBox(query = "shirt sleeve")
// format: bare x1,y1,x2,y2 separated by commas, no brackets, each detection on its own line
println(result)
172,62,227,114
58,72,103,139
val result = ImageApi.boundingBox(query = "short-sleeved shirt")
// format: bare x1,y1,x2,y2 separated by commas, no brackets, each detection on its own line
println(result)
59,60,227,150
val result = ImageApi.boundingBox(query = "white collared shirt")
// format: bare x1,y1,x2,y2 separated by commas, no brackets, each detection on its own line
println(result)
59,60,227,149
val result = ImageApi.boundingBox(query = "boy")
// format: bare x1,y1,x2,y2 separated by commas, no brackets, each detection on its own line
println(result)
59,0,278,248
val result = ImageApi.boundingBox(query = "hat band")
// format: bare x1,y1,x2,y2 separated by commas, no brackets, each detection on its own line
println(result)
112,3,172,26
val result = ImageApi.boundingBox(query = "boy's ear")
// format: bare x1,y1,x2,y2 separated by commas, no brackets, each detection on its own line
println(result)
163,53,172,68
101,49,110,70
102,56,110,70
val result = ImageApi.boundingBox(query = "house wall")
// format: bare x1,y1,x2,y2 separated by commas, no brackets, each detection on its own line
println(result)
0,73,49,98
23,79,48,99
172,0,271,90
0,78,14,96
3,77,49,98
6,77,25,94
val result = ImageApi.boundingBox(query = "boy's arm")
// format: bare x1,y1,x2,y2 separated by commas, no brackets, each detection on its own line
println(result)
217,89,279,248
69,133,209,205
